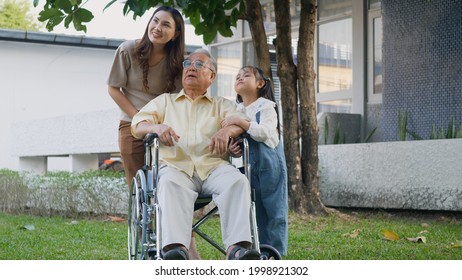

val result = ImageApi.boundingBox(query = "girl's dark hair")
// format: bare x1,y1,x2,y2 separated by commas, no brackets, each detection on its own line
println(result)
237,66,282,137
134,6,185,93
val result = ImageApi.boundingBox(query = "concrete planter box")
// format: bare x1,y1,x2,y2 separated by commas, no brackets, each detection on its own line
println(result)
318,139,462,211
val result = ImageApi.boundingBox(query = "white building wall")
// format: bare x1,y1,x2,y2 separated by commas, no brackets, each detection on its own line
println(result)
1,35,120,171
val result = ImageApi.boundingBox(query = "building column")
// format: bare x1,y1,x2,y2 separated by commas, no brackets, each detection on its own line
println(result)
19,156,48,174
70,154,99,173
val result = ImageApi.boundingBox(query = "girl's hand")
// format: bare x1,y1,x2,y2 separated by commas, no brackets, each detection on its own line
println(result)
228,137,242,157
221,116,238,128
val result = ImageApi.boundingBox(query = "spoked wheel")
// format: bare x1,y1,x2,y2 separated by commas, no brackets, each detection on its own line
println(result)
259,244,282,260
127,171,146,260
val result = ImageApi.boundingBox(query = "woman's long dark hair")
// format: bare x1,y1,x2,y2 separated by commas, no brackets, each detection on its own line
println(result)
134,6,185,93
236,66,282,137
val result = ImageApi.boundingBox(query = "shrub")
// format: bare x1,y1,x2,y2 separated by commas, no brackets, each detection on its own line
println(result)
0,169,127,217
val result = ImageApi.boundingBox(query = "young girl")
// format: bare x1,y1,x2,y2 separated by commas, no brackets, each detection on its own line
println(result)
222,66,288,256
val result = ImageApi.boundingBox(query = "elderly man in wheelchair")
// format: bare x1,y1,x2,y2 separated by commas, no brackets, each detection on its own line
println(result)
130,48,260,260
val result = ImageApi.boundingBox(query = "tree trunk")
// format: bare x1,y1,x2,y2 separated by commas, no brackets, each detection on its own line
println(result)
297,0,327,214
243,0,272,79
273,0,304,212
243,0,327,215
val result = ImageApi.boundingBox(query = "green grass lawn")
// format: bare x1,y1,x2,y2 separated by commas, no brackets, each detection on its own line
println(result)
0,208,461,260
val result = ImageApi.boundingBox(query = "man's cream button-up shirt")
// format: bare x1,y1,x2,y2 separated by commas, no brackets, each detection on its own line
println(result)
131,90,248,180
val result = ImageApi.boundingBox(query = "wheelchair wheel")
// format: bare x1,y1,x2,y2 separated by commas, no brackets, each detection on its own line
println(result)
127,171,145,260
259,244,282,260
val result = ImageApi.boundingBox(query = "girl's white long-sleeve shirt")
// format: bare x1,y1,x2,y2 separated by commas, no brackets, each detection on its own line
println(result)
237,97,279,149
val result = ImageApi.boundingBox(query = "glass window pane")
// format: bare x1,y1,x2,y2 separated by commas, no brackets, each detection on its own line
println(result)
213,43,241,99
318,0,352,20
369,0,381,10
318,99,352,113
317,18,353,93
373,17,383,94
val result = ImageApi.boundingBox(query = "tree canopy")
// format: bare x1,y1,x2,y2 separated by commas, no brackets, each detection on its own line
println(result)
33,0,243,44
0,0,43,30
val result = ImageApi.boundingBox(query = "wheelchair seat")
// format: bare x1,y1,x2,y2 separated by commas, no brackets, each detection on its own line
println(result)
194,194,213,211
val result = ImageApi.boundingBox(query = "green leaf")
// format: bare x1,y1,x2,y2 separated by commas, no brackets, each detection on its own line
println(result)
224,0,241,10
456,123,462,138
230,8,240,24
188,9,201,26
406,129,423,140
207,0,217,11
176,0,188,7
333,123,340,144
73,18,87,32
364,127,377,143
430,124,437,139
203,27,217,44
56,0,73,13
38,8,64,21
74,8,94,23
446,116,455,138
64,14,73,28
103,0,118,12
218,22,233,37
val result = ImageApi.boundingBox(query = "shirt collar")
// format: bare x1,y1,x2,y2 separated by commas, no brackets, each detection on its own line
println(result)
176,89,213,102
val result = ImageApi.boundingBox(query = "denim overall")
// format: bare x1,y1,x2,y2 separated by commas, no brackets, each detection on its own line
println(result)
247,111,289,256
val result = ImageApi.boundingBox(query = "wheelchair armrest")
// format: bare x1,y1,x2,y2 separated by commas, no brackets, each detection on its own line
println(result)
144,133,158,145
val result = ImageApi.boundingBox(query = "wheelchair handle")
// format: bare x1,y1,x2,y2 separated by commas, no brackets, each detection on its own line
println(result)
144,133,158,145
143,133,159,169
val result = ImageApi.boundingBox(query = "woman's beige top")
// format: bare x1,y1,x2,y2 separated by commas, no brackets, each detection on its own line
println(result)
107,40,182,122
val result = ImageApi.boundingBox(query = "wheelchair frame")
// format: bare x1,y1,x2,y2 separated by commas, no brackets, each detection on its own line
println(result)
127,133,281,260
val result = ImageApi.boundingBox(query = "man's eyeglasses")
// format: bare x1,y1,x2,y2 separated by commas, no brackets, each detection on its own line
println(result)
183,60,215,73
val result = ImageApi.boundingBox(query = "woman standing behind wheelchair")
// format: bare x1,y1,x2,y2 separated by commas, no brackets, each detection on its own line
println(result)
107,6,184,188
222,66,289,257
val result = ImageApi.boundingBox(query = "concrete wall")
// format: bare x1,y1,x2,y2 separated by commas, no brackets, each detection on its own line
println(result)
1,31,120,171
10,109,119,173
319,139,462,211
317,112,361,144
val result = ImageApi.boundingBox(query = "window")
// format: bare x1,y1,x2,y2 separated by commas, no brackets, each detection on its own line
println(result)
211,43,241,99
315,0,353,114
318,0,352,20
373,17,383,94
367,7,383,103
317,18,353,94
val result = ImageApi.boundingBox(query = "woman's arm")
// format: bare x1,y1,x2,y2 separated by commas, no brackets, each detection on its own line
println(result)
108,86,139,119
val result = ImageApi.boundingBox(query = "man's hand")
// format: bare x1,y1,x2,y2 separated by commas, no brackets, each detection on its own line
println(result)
155,124,180,146
209,128,231,155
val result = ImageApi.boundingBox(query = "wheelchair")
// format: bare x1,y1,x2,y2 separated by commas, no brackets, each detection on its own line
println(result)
127,133,281,260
